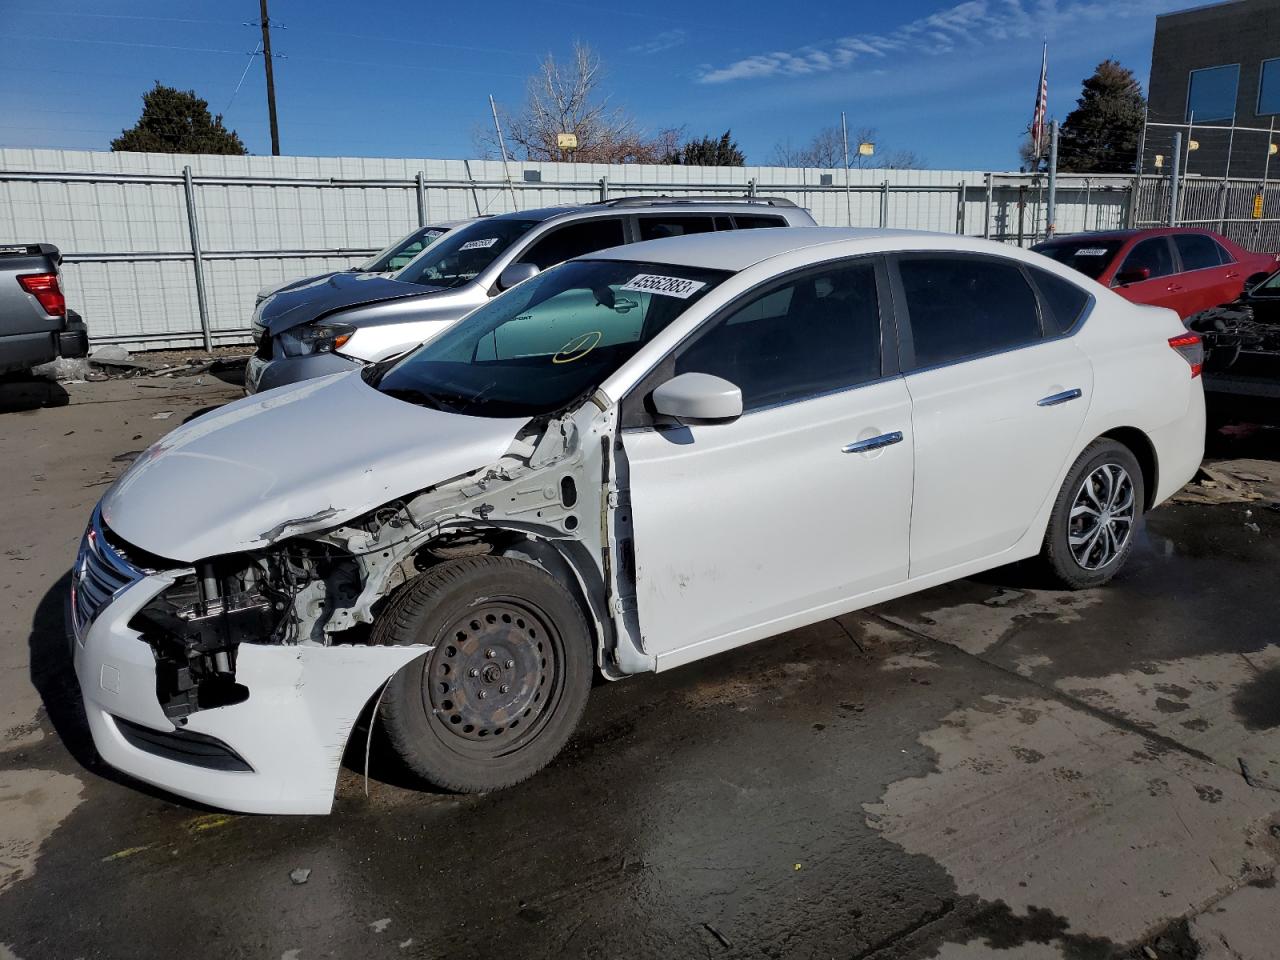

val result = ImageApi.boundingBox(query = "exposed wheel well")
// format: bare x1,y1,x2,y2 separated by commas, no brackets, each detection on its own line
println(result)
1101,427,1158,511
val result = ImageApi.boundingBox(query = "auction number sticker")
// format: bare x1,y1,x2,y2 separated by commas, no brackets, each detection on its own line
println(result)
459,238,500,251
1075,248,1108,256
620,274,706,299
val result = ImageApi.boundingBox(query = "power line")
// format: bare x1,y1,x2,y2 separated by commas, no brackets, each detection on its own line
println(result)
225,40,264,115
0,34,247,55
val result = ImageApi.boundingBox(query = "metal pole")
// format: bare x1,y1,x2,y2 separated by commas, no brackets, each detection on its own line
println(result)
1216,179,1229,234
1258,117,1275,243
1184,111,1195,178
461,158,483,216
747,177,758,197
599,176,609,202
1083,178,1092,231
1017,184,1027,246
841,112,853,226
488,94,519,211
182,165,212,352
880,180,889,229
259,0,280,156
1046,121,1059,238
1129,108,1147,228
415,171,426,227
1224,114,1236,180
956,180,966,234
983,173,993,239
1170,131,1182,227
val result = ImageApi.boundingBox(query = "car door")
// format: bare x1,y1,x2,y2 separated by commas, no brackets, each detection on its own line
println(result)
892,253,1094,577
1112,236,1184,312
1173,232,1235,314
620,257,914,666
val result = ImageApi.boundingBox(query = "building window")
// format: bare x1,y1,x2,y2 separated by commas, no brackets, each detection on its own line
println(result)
1261,58,1280,116
1186,64,1240,121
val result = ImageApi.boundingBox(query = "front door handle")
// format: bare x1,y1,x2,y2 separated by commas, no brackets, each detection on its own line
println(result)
1167,283,1184,292
843,431,904,454
1037,388,1083,407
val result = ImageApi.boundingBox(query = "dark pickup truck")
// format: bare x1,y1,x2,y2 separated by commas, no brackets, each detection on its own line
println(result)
0,243,87,376
1190,269,1280,426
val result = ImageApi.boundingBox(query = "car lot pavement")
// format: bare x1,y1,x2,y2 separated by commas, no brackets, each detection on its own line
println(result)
2,375,1280,959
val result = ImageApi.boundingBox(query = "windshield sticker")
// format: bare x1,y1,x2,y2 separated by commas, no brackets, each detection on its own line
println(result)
620,274,706,299
459,238,500,251
552,330,603,364
1074,248,1109,256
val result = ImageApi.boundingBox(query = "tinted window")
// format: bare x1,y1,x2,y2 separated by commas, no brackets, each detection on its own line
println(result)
898,257,1041,369
675,261,881,411
732,215,787,229
638,216,715,241
395,218,541,288
1119,238,1175,281
522,218,626,270
1030,267,1090,335
1187,64,1239,122
1174,233,1226,271
1032,239,1124,280
1262,58,1280,116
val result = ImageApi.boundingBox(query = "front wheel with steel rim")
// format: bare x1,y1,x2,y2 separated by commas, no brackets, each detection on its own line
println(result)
1041,439,1145,590
372,556,593,793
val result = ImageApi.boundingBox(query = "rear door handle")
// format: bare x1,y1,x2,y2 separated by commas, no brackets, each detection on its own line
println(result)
1038,388,1083,407
1225,271,1240,279
1167,283,1184,291
843,431,904,453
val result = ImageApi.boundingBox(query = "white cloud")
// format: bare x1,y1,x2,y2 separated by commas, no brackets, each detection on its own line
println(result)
628,29,687,56
697,0,1183,84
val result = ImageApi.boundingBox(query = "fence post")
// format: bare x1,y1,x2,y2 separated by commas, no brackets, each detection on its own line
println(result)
956,180,966,234
983,174,993,239
1045,121,1059,238
415,171,427,227
1129,110,1147,228
1083,178,1092,231
461,158,483,217
747,177,758,197
1169,131,1182,227
880,180,889,228
181,165,212,352
1216,179,1229,234
599,176,609,202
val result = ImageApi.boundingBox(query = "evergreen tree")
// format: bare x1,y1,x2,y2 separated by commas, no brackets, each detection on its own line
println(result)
1058,61,1146,173
665,131,746,166
112,84,247,155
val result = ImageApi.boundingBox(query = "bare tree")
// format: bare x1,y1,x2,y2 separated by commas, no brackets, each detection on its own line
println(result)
769,125,924,169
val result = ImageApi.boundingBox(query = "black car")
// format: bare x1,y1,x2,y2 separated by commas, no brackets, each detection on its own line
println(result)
1190,269,1280,425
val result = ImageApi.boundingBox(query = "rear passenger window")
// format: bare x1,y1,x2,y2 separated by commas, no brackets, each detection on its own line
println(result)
732,215,786,229
897,257,1042,369
522,218,626,270
1119,238,1175,281
1030,267,1090,335
1174,234,1225,271
637,216,715,241
675,261,881,411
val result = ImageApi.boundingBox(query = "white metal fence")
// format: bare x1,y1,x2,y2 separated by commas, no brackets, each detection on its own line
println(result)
0,148,1136,349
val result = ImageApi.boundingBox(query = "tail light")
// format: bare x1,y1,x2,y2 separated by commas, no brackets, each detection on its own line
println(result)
1168,332,1203,378
17,273,66,317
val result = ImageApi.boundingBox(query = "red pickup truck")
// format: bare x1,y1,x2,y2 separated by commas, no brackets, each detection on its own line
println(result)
1032,228,1279,320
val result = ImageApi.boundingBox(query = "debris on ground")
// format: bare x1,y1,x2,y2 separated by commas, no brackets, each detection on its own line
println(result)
151,411,173,420
1171,459,1280,505
703,922,732,948
370,918,392,933
288,868,311,885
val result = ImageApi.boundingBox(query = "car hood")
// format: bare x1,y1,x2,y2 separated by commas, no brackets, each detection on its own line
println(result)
102,372,529,563
259,273,445,335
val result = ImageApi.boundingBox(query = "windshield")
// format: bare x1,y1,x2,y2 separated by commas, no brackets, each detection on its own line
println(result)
361,225,452,272
1032,239,1125,280
374,258,730,418
1253,270,1280,298
393,218,543,289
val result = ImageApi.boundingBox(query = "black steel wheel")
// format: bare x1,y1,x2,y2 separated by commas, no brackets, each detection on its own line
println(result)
372,556,592,792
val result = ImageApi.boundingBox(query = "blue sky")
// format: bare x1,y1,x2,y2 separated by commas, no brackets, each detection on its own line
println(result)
0,0,1189,169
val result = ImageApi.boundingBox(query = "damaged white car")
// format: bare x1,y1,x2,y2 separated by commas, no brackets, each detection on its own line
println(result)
71,227,1206,814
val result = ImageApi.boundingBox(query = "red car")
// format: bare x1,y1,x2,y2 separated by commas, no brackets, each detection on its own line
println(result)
1032,228,1279,320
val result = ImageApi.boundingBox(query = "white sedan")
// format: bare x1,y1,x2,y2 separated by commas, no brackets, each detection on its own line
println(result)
73,228,1204,813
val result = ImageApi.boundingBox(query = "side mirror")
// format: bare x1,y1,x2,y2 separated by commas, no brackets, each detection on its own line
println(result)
498,262,539,291
1115,266,1151,286
651,373,743,423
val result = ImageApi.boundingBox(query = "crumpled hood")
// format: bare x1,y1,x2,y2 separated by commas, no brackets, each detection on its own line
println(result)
102,372,529,563
260,273,444,335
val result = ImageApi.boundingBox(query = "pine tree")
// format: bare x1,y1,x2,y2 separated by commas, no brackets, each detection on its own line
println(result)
665,131,746,166
112,84,247,155
1058,61,1146,173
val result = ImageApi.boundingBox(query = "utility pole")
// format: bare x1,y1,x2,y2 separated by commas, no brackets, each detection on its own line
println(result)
259,0,280,155
840,111,853,226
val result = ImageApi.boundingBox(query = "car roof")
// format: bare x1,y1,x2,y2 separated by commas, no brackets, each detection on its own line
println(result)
485,198,803,225
1039,227,1227,245
582,227,1024,273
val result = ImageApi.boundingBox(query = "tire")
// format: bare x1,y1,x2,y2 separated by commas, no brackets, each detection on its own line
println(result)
1040,439,1145,590
371,555,593,793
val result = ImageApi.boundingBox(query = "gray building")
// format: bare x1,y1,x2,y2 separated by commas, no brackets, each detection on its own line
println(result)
1146,0,1280,179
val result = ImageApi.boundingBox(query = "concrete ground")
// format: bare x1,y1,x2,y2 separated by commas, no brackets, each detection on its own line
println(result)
2,373,1280,960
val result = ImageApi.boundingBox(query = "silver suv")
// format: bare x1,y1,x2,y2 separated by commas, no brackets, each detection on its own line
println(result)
244,197,816,393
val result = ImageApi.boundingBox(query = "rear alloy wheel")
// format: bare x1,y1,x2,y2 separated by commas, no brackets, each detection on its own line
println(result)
372,556,593,793
1041,439,1145,589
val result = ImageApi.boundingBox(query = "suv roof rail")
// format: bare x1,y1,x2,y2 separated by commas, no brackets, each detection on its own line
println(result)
595,195,797,209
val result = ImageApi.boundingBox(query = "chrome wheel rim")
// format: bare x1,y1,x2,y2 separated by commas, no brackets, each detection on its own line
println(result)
1069,463,1135,571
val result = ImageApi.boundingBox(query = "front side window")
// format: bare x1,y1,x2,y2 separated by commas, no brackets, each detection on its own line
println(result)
1174,233,1226,271
1260,58,1280,115
394,218,543,289
378,228,448,271
1032,239,1124,280
1118,237,1175,281
374,259,728,418
897,256,1041,369
1187,64,1239,121
674,260,882,411
521,218,626,270
637,216,715,241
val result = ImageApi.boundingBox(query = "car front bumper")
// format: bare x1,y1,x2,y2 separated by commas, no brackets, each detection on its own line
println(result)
244,350,363,395
72,569,427,815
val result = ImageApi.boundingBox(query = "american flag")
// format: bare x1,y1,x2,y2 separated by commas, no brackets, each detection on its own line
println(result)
1031,41,1048,157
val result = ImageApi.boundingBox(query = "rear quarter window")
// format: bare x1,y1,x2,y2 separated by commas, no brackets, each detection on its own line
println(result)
1029,267,1090,335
